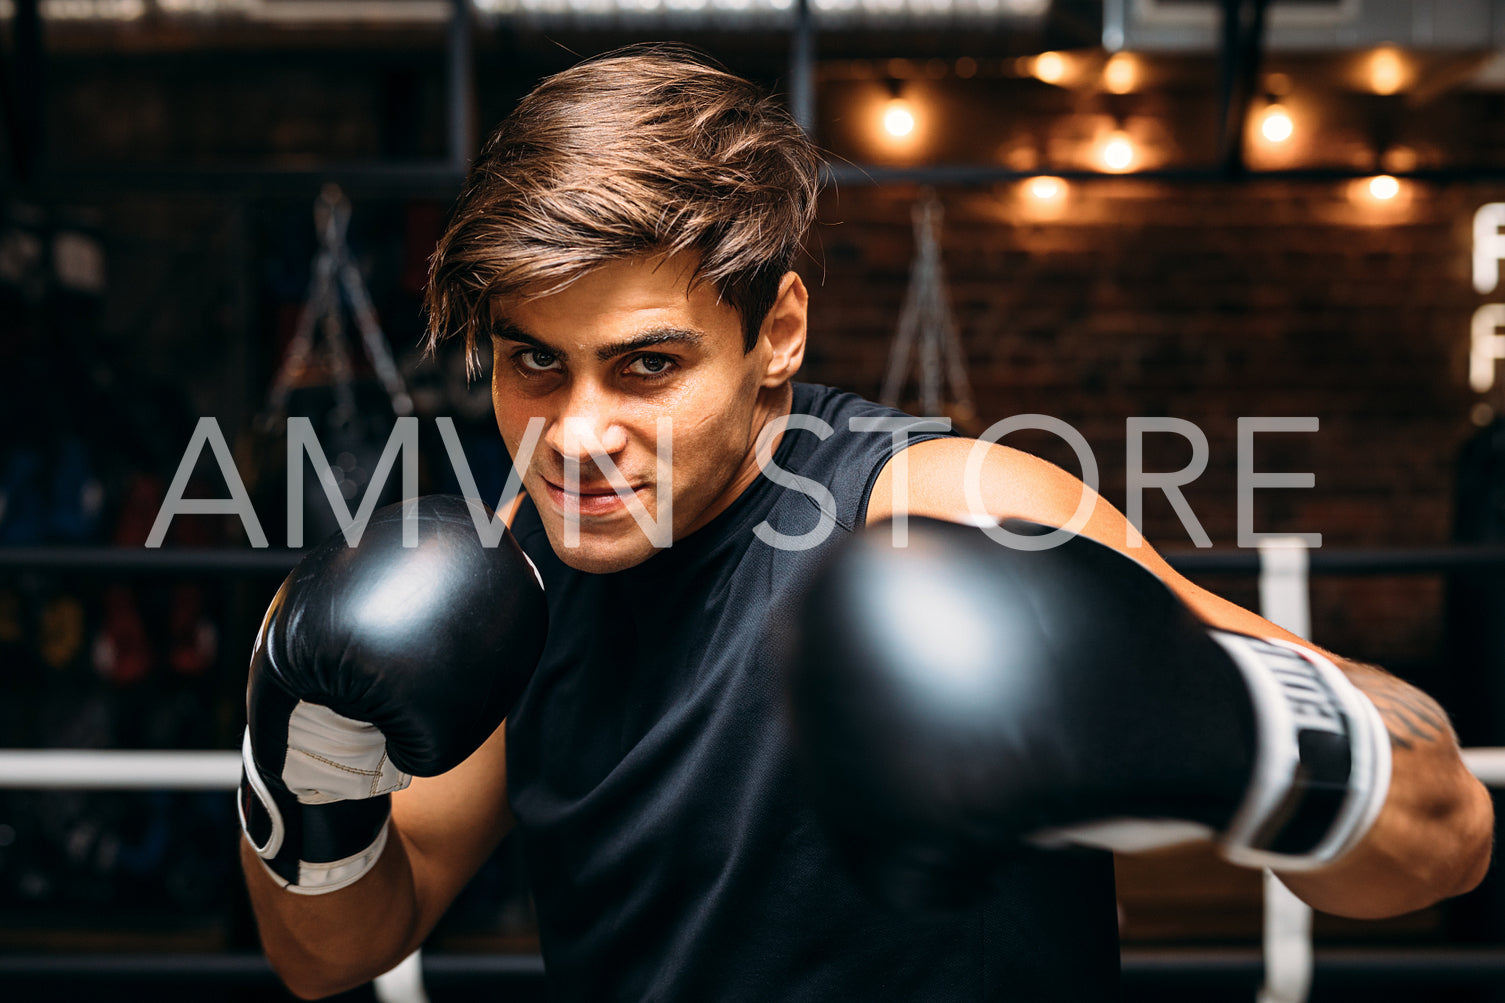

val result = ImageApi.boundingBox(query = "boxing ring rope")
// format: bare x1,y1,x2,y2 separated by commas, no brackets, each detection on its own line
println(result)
0,750,242,790
3,747,1504,791
4,541,1505,1000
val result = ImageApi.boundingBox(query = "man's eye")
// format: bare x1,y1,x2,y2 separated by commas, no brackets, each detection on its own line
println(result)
517,350,560,372
628,354,674,378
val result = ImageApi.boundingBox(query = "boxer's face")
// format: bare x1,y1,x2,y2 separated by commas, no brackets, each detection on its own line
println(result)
490,252,804,574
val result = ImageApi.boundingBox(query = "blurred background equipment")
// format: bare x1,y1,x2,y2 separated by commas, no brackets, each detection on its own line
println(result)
878,187,979,431
248,183,414,547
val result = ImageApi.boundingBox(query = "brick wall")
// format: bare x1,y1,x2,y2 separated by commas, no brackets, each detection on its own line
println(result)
803,179,1504,671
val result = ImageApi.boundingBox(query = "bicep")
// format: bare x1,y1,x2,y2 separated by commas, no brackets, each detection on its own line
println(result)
873,436,1307,644
390,718,515,941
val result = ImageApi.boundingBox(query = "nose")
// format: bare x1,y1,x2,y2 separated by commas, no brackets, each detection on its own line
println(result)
545,383,629,471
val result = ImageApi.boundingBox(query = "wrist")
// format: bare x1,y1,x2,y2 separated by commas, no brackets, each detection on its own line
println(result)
1211,632,1392,871
239,728,394,894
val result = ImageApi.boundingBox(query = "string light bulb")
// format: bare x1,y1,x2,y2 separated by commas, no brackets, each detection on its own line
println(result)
1260,102,1293,143
1028,176,1065,202
1367,47,1406,95
882,98,916,138
1369,174,1400,201
1103,53,1137,95
1034,51,1067,85
1100,129,1135,172
1346,174,1410,210
1014,175,1070,220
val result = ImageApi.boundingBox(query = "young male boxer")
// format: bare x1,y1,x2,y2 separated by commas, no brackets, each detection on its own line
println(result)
239,45,1493,1001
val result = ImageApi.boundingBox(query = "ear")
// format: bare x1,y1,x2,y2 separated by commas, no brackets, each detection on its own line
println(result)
757,271,808,387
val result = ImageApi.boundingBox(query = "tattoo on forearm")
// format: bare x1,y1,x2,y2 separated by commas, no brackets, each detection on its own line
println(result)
1342,661,1454,751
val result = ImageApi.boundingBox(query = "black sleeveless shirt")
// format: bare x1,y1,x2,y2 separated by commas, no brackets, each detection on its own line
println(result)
506,383,1121,1001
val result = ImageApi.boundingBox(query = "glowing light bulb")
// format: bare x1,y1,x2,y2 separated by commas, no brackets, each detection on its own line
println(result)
1101,131,1135,172
1260,103,1293,143
1369,174,1400,201
1368,48,1405,95
1103,53,1137,95
882,99,916,138
1034,51,1066,85
1028,176,1065,202
1347,175,1409,209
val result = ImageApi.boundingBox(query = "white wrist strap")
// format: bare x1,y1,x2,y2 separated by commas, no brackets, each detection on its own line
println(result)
276,816,391,895
1215,632,1392,872
240,727,392,895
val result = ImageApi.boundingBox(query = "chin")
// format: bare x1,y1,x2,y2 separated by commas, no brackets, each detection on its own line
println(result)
545,531,661,575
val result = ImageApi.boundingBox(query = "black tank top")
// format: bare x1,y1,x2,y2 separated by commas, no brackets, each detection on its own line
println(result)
507,383,1121,1001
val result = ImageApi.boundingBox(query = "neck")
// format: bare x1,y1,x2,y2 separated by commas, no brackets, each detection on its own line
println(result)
678,381,796,540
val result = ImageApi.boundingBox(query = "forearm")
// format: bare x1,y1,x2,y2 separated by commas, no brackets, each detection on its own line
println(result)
241,833,423,999
1277,660,1494,918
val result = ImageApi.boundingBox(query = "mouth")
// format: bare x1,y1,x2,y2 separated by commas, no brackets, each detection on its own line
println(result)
539,476,648,518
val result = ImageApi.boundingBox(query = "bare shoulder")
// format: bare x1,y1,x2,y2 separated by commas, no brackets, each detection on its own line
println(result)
868,437,1113,538
867,436,1286,640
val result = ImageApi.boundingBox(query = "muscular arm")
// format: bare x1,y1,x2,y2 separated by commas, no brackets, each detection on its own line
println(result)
1275,661,1492,917
243,720,515,999
869,437,1493,919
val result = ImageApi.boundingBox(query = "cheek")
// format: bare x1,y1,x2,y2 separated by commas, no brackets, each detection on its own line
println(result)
673,383,760,472
491,388,544,456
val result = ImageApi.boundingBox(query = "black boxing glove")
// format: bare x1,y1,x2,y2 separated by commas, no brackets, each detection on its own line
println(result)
784,517,1390,911
239,495,547,894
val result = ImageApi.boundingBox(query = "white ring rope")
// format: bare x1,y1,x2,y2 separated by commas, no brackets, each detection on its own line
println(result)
3,746,1505,788
1461,748,1505,786
0,749,242,789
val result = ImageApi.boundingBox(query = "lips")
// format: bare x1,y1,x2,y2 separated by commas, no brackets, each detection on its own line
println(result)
540,475,647,518
546,476,636,496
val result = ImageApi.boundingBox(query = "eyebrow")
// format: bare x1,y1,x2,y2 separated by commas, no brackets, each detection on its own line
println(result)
490,321,707,362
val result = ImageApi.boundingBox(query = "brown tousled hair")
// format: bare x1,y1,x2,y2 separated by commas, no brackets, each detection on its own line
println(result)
425,43,822,369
